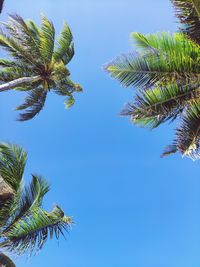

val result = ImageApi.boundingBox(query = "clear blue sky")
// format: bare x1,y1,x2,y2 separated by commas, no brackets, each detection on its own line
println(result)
1,0,200,267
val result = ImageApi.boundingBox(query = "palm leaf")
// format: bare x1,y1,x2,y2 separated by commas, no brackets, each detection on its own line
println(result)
161,145,178,158
0,29,41,70
174,100,200,159
0,144,27,193
54,77,82,95
2,176,50,235
5,15,43,67
131,32,200,58
105,54,199,89
16,87,47,121
53,22,74,65
1,206,72,255
171,0,200,44
122,83,200,128
105,33,200,89
39,15,55,65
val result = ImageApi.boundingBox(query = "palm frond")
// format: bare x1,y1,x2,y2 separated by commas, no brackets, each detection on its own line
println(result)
3,175,50,234
105,33,200,89
54,77,82,95
174,101,200,159
171,0,200,44
1,206,72,255
16,87,47,121
121,83,200,128
0,29,41,70
0,66,34,83
0,59,27,68
26,20,40,40
24,175,50,208
0,143,27,193
53,22,74,65
39,15,55,65
131,32,200,57
160,145,178,157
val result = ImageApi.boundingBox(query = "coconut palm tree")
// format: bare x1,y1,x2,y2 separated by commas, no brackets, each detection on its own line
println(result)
0,0,4,13
105,0,200,160
0,14,82,121
0,143,72,267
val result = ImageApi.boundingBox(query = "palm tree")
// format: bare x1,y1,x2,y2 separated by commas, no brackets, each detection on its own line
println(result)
105,0,200,160
0,143,72,267
0,0,4,13
0,14,82,121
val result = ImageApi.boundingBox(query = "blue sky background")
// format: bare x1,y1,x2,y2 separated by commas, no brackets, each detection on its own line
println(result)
1,0,200,267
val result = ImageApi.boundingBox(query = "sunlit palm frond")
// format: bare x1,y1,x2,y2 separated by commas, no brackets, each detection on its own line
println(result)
0,30,40,69
105,44,200,89
53,22,74,65
171,0,200,44
0,59,28,69
0,66,35,84
39,15,55,65
26,20,40,40
131,32,200,58
5,15,43,66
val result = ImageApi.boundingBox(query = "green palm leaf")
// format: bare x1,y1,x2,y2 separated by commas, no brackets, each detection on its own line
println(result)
0,144,72,262
1,206,71,255
53,22,74,65
105,33,200,89
0,144,27,193
122,83,200,128
0,14,81,120
5,175,50,231
105,27,200,159
39,15,55,65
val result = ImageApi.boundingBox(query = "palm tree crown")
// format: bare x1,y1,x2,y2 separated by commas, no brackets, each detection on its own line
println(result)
0,14,82,121
105,0,200,160
0,143,72,266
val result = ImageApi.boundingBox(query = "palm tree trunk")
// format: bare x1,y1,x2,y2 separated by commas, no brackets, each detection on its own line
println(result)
0,253,16,267
0,76,40,92
192,0,200,17
0,176,14,209
0,0,4,13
